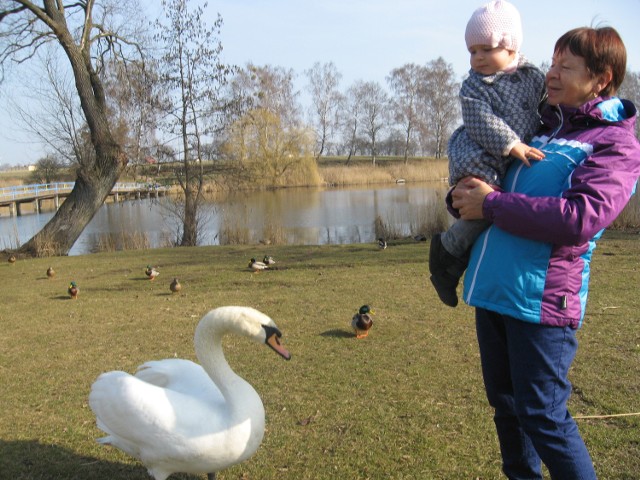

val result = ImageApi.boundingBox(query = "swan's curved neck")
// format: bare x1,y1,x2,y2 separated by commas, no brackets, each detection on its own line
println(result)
194,322,258,406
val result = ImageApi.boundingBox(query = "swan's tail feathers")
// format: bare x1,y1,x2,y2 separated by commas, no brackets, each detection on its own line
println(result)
148,467,172,480
96,436,113,445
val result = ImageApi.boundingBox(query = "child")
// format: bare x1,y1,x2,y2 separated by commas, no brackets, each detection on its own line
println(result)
429,0,546,307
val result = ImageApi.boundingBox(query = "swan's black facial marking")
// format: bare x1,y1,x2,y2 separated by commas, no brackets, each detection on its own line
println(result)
263,325,291,360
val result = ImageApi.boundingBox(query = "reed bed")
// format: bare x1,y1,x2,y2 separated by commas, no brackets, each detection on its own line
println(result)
320,159,449,186
90,232,151,253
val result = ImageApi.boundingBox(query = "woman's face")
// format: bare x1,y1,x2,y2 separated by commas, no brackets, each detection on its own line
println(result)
546,50,602,108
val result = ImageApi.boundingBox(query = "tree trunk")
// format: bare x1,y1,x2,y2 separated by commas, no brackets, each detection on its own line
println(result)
18,149,125,256
180,187,199,246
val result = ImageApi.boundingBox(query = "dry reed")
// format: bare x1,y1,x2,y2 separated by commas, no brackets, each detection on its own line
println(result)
320,159,449,186
90,232,151,253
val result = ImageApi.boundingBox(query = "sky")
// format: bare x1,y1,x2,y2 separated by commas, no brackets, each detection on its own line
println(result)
1,0,640,166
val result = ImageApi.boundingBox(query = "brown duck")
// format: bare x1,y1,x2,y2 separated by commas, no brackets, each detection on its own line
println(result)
170,278,182,294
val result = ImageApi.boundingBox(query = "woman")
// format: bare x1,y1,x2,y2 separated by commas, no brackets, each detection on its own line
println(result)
451,26,640,479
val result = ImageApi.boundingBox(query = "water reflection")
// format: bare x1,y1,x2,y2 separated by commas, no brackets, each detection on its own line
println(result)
0,183,448,256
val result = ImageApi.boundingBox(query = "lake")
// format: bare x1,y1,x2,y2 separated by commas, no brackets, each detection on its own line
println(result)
0,183,449,255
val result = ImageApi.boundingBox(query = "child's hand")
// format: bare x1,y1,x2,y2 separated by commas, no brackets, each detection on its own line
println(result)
510,142,545,167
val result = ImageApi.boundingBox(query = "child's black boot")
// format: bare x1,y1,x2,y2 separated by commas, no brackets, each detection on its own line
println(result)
429,233,468,307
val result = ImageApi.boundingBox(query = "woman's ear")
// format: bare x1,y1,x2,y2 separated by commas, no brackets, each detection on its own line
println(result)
595,69,613,96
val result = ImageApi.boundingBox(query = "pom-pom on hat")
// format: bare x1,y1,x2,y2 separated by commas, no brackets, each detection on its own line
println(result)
465,0,522,52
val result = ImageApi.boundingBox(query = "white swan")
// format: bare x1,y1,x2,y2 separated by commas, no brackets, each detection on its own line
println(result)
89,306,291,480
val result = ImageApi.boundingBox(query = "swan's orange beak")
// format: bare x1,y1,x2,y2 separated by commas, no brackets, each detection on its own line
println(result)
267,332,291,360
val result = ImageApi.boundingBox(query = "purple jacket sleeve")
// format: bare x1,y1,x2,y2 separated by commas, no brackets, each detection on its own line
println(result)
482,131,640,245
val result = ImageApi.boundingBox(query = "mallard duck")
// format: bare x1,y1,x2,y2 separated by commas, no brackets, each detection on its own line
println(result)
263,255,275,266
170,278,182,294
8,254,16,264
145,265,160,281
89,306,291,480
378,238,387,250
68,281,79,300
47,266,56,279
352,305,374,339
249,258,268,273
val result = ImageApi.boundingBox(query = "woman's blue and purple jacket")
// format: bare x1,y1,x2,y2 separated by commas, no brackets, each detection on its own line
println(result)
463,96,640,328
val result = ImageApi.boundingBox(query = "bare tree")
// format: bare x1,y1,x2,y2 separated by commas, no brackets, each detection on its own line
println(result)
229,63,302,129
28,154,65,184
102,58,161,181
155,0,233,247
0,0,146,256
358,81,389,166
305,61,343,160
419,57,459,158
387,63,426,163
9,51,93,167
340,81,365,164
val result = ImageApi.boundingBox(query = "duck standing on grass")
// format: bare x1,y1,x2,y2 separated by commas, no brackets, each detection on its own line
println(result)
47,267,56,279
170,278,181,294
249,258,268,273
68,281,79,300
145,265,160,281
378,238,387,250
352,305,374,339
89,306,291,480
263,255,275,266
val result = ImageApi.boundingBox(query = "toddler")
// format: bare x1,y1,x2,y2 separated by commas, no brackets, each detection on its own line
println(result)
430,0,546,307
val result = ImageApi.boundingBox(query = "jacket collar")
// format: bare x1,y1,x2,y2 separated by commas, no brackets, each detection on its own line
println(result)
541,96,638,130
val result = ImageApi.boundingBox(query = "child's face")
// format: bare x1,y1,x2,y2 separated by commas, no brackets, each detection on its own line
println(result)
468,45,516,75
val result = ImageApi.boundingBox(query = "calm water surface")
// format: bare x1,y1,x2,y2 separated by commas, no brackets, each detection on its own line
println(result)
0,183,447,255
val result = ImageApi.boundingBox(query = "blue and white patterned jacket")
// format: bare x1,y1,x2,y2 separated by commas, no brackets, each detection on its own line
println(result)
447,56,546,186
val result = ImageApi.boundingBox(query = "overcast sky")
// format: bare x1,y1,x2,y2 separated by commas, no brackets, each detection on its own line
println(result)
1,0,639,166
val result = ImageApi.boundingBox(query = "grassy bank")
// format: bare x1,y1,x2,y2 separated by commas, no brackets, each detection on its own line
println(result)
1,233,639,479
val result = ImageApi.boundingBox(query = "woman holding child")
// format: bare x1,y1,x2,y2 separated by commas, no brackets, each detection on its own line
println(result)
451,21,640,480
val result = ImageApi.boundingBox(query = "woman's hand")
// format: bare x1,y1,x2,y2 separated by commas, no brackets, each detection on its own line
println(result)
451,177,495,220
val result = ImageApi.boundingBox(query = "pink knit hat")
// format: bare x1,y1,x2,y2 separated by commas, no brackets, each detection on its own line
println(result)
465,0,523,52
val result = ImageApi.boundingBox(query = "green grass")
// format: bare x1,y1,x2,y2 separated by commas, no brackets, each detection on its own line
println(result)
1,233,639,479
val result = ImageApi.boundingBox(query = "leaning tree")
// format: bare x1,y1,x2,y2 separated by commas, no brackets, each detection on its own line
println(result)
0,0,146,256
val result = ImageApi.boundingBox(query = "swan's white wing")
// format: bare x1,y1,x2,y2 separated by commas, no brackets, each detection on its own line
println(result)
134,359,222,402
89,369,260,476
89,371,228,451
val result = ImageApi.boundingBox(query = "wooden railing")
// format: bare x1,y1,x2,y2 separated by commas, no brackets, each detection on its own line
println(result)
0,182,169,216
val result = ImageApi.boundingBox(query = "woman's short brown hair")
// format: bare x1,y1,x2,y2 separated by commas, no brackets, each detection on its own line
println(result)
554,26,627,96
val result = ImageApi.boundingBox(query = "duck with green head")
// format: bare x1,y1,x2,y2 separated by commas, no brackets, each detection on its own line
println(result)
262,255,275,266
249,258,268,273
145,265,160,281
68,281,79,300
352,305,374,339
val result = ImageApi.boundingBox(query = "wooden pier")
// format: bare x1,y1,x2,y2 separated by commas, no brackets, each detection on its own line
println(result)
0,182,169,217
